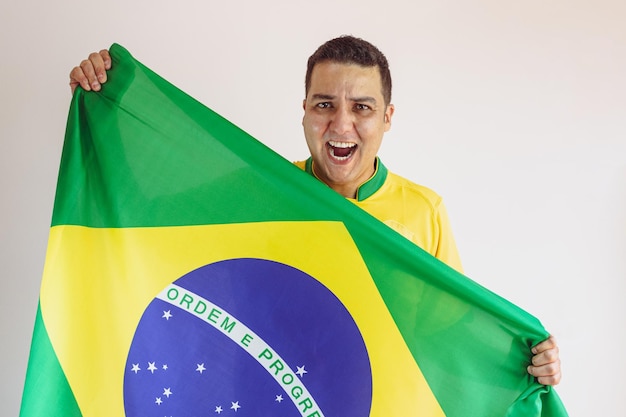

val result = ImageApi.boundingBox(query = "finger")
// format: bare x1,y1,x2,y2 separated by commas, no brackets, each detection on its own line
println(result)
84,52,107,91
530,364,562,386
528,358,561,386
531,346,559,366
76,59,99,91
69,65,91,93
99,49,112,70
532,334,557,354
537,371,561,386
93,49,112,86
529,358,560,376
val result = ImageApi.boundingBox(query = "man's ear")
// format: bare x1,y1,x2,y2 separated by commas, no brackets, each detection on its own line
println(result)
384,104,395,131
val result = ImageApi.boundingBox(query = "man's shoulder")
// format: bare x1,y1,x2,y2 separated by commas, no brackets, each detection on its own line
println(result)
384,171,443,207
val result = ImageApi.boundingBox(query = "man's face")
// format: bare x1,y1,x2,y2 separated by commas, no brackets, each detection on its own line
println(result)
302,61,394,198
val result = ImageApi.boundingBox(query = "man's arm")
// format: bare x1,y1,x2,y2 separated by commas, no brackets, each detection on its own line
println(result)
435,202,561,386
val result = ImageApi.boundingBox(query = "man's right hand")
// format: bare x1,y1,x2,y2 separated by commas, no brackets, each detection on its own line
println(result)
69,49,112,94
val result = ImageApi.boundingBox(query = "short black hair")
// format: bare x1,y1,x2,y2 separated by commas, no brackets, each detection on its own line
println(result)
305,35,392,106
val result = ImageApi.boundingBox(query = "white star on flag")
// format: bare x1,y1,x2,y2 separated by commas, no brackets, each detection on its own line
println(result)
163,387,172,398
155,397,162,405
196,363,206,374
296,365,308,377
215,405,223,414
147,362,157,373
275,394,283,403
131,363,141,374
162,310,172,320
231,401,241,411
162,364,168,370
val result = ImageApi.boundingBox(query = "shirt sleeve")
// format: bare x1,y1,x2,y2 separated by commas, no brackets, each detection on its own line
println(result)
433,200,464,274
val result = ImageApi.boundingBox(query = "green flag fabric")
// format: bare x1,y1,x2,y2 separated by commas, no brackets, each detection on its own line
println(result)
20,44,568,417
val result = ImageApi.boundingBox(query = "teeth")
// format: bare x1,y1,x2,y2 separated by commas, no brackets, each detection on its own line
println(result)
328,141,356,148
330,150,351,161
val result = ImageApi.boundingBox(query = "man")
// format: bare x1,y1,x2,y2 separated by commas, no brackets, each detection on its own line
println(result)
69,35,561,385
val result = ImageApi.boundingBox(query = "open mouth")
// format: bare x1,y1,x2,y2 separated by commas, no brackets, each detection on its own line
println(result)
327,141,357,161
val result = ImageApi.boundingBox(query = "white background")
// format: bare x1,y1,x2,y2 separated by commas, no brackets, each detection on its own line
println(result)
1,1,625,416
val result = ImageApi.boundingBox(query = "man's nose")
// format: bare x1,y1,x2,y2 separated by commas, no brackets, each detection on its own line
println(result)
329,106,353,135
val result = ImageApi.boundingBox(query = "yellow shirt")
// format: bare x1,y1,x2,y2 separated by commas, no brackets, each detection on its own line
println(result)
294,158,463,273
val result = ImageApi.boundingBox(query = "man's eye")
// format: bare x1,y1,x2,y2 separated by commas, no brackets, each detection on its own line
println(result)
355,103,371,111
316,102,331,109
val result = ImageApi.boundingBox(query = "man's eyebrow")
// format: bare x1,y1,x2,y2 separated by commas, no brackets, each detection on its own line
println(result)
311,93,336,100
350,96,377,104
310,94,377,104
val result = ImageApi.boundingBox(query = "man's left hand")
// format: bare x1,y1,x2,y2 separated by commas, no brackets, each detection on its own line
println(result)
528,334,561,385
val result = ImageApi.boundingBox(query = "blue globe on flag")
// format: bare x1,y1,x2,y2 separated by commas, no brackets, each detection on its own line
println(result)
124,258,372,416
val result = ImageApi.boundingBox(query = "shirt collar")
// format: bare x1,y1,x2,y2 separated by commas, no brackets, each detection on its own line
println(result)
304,157,388,202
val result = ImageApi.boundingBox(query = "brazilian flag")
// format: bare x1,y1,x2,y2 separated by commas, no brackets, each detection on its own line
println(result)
20,44,568,417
